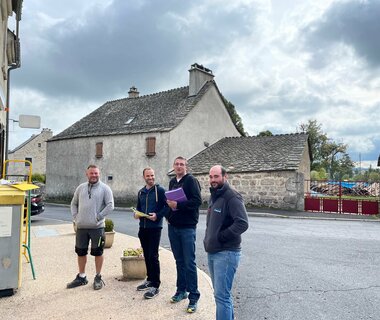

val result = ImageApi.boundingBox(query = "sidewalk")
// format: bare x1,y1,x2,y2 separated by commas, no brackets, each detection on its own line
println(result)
0,224,215,320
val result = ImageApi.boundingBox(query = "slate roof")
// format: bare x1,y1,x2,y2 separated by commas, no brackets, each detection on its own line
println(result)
187,133,310,174
50,81,215,141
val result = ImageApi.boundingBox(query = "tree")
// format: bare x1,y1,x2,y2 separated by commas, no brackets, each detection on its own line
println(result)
331,153,355,180
310,167,328,180
257,130,273,137
299,119,353,179
222,96,247,136
354,167,380,182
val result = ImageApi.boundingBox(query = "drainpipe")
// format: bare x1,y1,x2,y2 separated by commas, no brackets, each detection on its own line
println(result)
5,2,22,161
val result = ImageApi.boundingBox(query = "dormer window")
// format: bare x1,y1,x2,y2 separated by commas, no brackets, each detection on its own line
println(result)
125,117,135,125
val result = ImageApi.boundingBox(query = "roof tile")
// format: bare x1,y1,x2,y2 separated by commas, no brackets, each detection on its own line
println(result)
188,133,309,174
50,82,214,141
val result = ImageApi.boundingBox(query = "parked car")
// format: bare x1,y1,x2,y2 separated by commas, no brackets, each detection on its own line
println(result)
24,188,45,216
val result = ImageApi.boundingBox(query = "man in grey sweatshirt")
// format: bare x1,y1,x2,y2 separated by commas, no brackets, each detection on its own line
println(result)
67,164,114,290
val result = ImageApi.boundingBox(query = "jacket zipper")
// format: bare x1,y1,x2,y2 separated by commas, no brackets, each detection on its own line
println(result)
144,187,153,228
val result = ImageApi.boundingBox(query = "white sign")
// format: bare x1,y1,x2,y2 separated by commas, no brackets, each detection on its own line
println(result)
19,114,41,129
0,206,12,237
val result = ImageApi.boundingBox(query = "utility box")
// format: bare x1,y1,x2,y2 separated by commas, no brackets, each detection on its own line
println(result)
0,185,25,297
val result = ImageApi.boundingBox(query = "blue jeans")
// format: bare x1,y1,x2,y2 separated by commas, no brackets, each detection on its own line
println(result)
168,225,200,302
208,250,241,320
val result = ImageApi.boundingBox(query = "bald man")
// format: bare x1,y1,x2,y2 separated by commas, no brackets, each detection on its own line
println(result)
204,165,249,320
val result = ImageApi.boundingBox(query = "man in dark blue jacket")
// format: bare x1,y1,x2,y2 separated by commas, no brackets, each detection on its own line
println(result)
166,156,202,313
134,167,168,299
204,165,249,320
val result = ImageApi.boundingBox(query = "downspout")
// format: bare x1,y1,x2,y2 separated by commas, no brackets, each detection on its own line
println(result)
5,1,22,161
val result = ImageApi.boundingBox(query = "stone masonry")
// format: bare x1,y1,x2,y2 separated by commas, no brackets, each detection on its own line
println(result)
195,170,305,211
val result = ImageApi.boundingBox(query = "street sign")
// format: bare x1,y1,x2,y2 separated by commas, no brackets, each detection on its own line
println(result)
18,115,41,129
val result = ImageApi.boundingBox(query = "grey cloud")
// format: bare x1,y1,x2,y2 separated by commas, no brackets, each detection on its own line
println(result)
302,0,380,69
14,0,257,100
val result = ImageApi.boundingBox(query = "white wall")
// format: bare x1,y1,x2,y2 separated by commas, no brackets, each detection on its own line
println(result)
0,1,10,130
168,85,241,165
46,131,171,203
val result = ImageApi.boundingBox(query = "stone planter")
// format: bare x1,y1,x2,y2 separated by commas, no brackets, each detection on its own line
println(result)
121,256,146,280
104,231,115,248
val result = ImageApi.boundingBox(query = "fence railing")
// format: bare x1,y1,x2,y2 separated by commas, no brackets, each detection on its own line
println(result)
304,180,380,215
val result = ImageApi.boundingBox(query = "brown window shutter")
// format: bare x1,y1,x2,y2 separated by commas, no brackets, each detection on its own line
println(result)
96,142,103,158
146,137,156,156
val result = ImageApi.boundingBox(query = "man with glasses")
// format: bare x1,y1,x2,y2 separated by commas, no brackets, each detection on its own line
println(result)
166,156,202,313
67,164,114,290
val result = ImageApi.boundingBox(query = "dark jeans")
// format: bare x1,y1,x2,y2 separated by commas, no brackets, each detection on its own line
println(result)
138,227,162,288
168,224,200,302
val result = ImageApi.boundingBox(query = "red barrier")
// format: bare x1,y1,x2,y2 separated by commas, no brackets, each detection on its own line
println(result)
322,199,339,213
362,201,379,215
305,197,321,211
342,199,359,214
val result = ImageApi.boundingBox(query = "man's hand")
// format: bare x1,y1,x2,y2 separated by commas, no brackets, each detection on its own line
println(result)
167,200,177,210
147,212,157,221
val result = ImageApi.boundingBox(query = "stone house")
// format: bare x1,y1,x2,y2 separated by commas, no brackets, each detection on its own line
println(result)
45,64,242,203
7,128,53,179
187,133,311,210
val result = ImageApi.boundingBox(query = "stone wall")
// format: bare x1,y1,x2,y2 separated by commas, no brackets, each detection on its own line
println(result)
195,170,305,210
7,128,53,178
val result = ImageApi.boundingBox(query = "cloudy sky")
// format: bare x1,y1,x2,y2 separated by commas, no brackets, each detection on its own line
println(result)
8,0,380,167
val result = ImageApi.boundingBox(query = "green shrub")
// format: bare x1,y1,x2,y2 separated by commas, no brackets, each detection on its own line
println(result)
105,218,114,232
123,248,143,257
32,173,46,183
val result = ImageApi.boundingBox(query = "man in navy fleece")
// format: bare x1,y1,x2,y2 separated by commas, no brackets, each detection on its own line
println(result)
134,167,168,299
204,165,249,320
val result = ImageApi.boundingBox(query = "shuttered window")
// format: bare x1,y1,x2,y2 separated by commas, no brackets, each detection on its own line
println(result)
146,137,156,156
96,142,103,158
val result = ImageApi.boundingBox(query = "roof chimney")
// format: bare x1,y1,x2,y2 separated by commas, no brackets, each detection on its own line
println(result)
128,86,139,98
188,63,214,96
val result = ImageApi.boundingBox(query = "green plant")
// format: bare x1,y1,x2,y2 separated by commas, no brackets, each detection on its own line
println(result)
32,173,46,183
104,218,114,232
123,248,143,257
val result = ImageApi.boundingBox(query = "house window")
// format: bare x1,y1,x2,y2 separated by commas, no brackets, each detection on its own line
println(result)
96,142,103,158
25,157,32,167
146,137,156,156
125,117,135,124
38,143,41,147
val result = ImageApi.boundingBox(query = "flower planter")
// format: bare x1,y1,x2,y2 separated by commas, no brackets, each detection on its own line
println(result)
104,231,115,248
121,256,146,280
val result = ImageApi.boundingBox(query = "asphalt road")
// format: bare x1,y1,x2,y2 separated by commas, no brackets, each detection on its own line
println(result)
33,205,380,320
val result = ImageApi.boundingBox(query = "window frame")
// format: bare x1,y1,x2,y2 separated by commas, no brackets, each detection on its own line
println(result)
95,142,103,159
145,137,156,157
